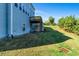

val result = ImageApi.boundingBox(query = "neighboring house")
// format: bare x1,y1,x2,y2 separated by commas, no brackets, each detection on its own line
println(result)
0,3,35,39
30,16,44,32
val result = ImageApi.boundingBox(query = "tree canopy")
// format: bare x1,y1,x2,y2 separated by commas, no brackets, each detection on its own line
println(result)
44,16,55,25
58,15,79,35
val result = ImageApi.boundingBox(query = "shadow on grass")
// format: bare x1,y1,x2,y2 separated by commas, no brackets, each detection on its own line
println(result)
0,27,71,52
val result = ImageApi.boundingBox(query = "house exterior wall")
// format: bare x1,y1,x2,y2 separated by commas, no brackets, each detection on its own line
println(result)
11,3,35,36
0,4,7,38
7,4,11,37
12,4,30,36
0,3,35,39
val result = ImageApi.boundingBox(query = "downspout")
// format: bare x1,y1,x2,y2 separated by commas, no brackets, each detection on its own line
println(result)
11,3,13,38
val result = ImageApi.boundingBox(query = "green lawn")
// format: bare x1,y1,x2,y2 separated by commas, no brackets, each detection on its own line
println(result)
0,25,79,56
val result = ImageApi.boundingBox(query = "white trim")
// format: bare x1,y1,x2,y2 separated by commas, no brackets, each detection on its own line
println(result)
11,3,13,35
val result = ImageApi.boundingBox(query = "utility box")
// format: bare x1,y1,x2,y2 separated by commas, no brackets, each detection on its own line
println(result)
30,16,44,32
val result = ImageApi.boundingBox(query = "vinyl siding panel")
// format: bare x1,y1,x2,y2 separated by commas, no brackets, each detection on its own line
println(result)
0,4,7,38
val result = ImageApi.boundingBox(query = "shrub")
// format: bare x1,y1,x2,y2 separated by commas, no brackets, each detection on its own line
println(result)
58,15,79,35
58,17,65,28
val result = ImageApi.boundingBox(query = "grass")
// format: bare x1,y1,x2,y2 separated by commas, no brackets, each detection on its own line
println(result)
0,25,79,56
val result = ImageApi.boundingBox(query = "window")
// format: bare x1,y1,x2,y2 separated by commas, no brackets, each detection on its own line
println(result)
28,13,29,16
23,9,25,13
19,3,22,10
25,11,27,14
15,3,18,7
22,24,25,31
23,6,25,13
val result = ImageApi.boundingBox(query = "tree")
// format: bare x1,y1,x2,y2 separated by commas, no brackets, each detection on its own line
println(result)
73,19,79,34
64,16,76,32
48,16,55,25
58,17,65,28
58,15,79,35
44,16,55,25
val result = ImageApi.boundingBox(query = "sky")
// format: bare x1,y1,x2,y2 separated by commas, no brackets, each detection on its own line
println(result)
33,3,79,23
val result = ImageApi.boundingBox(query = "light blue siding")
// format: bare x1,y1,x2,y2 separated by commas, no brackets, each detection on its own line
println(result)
12,4,30,36
0,4,7,38
7,4,11,37
0,3,35,38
